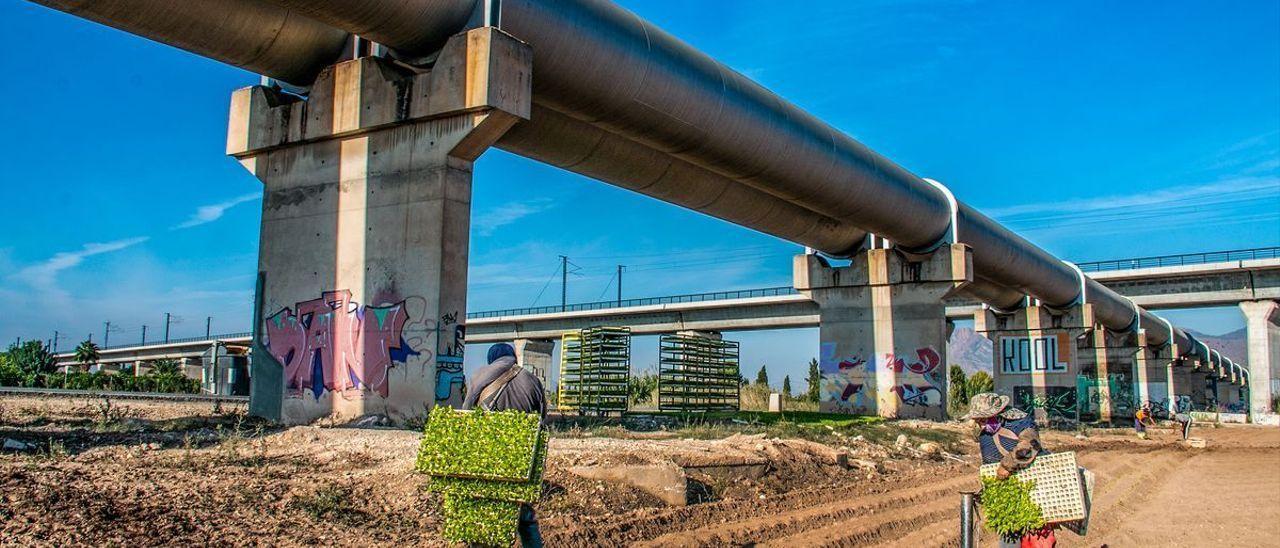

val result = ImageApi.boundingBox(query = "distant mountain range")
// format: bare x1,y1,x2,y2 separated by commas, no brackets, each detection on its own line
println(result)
946,327,1248,374
948,328,993,375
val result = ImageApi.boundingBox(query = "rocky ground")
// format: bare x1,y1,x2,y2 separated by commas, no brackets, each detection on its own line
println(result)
1,394,1276,546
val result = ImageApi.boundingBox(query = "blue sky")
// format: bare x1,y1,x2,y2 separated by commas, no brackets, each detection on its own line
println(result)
2,1,1278,387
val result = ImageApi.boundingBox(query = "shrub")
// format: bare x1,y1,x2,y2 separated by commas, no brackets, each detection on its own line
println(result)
7,341,57,376
628,372,657,406
948,365,969,418
967,371,994,397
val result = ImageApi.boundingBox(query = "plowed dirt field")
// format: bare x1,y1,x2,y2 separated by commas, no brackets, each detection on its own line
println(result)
1,394,1276,547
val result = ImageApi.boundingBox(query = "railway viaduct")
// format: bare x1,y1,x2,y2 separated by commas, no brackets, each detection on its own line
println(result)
27,0,1274,424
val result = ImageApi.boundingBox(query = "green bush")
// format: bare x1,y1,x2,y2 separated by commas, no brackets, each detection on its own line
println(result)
948,365,969,418
0,361,22,387
441,494,521,546
6,341,56,376
967,371,994,397
417,407,542,481
628,372,658,406
13,370,200,394
980,475,1045,538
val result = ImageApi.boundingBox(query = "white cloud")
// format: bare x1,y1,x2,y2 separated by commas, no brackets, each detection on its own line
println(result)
472,198,554,237
172,192,260,229
983,177,1279,219
10,237,150,296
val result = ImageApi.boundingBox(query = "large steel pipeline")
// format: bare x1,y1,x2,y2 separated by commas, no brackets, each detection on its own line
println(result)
257,0,1196,351
29,0,348,85
501,106,870,256
28,0,1207,358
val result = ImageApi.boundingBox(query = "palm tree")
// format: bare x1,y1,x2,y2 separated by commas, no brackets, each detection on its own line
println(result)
73,340,100,372
149,359,182,378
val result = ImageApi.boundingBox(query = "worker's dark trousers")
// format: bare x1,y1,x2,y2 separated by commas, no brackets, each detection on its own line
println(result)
519,505,543,548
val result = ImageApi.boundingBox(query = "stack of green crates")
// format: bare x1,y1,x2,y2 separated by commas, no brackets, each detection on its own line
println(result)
658,333,741,412
417,406,548,546
558,326,631,415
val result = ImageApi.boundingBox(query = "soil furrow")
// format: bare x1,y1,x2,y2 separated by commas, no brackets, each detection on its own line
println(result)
636,473,974,547
762,505,955,547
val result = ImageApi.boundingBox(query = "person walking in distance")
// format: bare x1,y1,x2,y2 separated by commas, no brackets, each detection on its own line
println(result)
1134,403,1156,440
1173,409,1193,441
462,343,547,548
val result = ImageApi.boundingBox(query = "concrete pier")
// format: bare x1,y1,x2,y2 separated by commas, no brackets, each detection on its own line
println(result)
795,244,972,420
1089,329,1140,422
986,304,1092,423
229,29,532,424
514,339,554,386
1135,331,1174,413
1240,300,1279,419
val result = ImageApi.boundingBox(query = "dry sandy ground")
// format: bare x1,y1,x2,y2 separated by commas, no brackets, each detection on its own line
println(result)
1,394,1276,547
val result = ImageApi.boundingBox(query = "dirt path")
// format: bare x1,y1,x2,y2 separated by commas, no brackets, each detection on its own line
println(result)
548,427,1280,547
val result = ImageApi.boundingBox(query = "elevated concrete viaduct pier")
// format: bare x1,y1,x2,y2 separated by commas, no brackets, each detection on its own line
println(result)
227,29,531,424
1240,300,1279,421
513,338,554,385
984,304,1093,422
796,245,971,420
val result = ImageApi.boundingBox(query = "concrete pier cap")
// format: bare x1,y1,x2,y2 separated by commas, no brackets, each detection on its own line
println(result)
229,28,532,425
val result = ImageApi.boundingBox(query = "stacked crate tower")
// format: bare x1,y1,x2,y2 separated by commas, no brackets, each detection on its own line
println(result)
657,332,741,412
558,326,631,415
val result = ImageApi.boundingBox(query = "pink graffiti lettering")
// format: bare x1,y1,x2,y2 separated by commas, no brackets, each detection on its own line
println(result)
838,357,866,370
841,382,864,401
264,290,418,399
882,347,941,375
890,384,942,407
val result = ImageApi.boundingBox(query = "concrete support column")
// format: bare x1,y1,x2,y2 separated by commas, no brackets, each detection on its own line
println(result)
985,304,1091,423
1239,300,1279,419
513,339,554,386
1089,329,1140,423
1170,363,1205,412
231,29,531,424
1135,332,1174,415
795,244,972,420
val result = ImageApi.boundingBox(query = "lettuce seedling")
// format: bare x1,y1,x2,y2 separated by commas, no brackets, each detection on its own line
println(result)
980,475,1046,538
441,493,521,546
417,406,542,482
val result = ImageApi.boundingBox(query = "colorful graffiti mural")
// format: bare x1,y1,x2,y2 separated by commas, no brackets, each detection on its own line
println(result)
1014,386,1079,419
820,343,945,411
433,311,465,403
264,290,419,399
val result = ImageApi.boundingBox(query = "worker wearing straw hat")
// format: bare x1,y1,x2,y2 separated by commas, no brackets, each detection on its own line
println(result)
963,393,1053,547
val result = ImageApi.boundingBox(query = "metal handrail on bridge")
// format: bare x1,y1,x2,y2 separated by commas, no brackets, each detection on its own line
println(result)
78,331,252,353
1076,246,1279,273
466,287,799,319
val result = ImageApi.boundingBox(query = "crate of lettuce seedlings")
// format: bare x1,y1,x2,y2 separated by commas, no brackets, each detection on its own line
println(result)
979,451,1086,523
417,406,548,546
